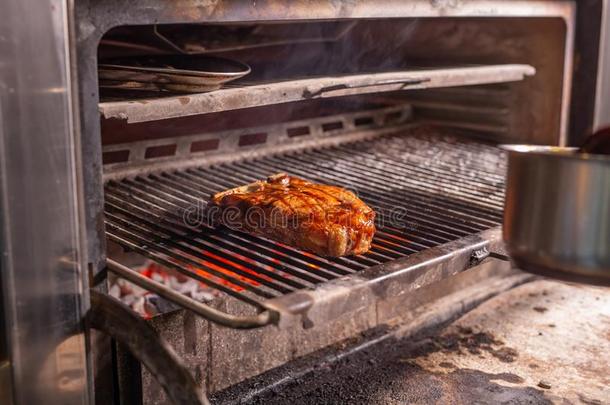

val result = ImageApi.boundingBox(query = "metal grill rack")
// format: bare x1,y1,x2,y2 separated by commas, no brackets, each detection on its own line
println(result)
105,125,506,328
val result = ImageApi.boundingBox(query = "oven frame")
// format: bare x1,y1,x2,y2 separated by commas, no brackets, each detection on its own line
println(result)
1,1,608,404
77,0,582,278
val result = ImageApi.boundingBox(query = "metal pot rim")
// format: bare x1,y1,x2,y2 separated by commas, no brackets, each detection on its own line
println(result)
500,144,610,164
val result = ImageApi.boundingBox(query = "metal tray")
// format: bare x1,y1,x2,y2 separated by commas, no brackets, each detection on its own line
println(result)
100,79,221,94
99,55,250,93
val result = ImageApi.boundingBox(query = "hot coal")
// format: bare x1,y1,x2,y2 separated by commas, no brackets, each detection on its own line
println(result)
108,260,218,318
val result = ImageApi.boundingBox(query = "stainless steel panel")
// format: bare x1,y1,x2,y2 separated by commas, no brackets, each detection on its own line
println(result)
596,2,610,129
0,0,91,403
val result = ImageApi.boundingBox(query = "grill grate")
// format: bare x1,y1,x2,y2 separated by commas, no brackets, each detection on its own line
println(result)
104,126,506,311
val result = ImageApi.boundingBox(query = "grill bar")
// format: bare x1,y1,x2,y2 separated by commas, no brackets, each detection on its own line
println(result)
106,231,266,306
210,163,457,249
243,159,494,244
118,175,369,272
106,221,277,298
188,168,399,262
271,152,504,215
248,157,500,228
105,193,336,284
197,165,421,257
178,167,387,264
223,163,455,246
105,208,309,292
104,125,506,317
325,148,505,203
104,187,354,283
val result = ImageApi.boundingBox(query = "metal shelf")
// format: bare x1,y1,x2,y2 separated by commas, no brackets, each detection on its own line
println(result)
99,64,534,123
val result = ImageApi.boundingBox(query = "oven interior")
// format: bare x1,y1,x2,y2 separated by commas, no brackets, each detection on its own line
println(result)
94,16,569,401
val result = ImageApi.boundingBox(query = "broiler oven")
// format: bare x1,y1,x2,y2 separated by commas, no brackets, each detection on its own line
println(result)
1,1,608,404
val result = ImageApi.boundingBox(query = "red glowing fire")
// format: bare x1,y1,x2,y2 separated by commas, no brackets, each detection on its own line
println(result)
112,243,325,318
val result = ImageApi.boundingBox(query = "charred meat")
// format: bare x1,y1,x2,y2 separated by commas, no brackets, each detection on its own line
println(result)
209,173,375,256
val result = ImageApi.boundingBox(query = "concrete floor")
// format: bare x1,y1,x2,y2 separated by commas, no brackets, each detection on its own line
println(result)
401,280,610,405
214,279,610,404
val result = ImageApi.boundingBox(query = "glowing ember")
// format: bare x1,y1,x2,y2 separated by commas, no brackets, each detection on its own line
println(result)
109,260,219,318
109,243,301,318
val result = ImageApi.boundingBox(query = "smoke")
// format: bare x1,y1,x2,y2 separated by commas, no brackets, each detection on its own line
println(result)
248,18,422,81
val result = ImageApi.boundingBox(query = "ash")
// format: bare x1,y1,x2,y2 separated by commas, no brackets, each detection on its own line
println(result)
108,261,219,318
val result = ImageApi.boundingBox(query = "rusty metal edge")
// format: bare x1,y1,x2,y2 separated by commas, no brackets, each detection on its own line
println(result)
79,0,576,35
98,65,534,123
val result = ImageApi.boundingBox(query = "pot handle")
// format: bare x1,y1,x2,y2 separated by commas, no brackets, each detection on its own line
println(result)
88,290,209,405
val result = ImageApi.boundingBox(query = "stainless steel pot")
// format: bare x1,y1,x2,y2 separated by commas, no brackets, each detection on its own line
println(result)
502,145,610,286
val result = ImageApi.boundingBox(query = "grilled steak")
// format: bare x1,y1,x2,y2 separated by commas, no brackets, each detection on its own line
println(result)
208,173,375,256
